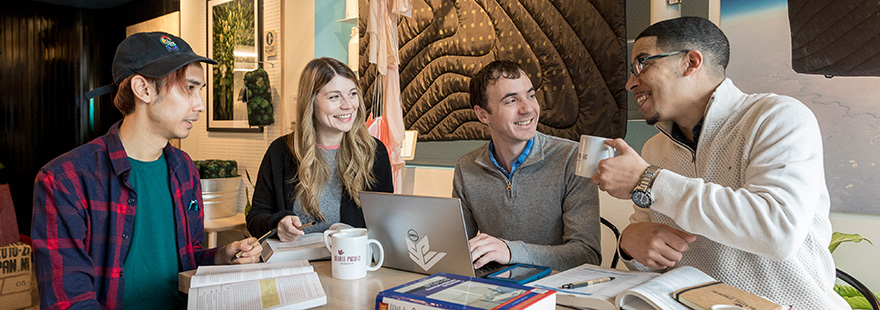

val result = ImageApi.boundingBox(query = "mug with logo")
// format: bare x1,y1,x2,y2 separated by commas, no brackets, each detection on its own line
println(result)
323,228,384,280
575,134,619,177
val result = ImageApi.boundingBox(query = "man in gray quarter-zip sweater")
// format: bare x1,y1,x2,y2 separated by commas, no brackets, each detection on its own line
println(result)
452,60,601,272
590,17,847,309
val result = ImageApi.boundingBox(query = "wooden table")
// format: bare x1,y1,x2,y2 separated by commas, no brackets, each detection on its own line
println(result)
181,261,575,309
311,261,424,309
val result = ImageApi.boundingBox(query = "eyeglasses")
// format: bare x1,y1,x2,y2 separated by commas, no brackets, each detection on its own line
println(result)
630,50,690,77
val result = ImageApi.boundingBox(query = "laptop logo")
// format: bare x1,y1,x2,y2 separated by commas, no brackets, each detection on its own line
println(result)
405,229,447,271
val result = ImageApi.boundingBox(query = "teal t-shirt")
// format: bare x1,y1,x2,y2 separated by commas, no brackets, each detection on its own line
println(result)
124,154,181,309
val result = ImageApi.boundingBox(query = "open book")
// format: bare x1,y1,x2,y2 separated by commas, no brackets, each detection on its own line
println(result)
528,264,716,310
185,260,327,310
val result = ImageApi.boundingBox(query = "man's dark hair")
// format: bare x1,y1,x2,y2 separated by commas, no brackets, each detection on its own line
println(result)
468,60,526,111
636,16,730,74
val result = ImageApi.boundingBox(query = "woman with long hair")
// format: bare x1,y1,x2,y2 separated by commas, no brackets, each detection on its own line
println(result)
246,57,393,241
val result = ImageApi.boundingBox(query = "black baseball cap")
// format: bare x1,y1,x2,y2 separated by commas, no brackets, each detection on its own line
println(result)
112,32,217,84
86,32,217,99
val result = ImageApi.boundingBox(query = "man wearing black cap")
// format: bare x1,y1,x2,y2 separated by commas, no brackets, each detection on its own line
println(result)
31,32,262,309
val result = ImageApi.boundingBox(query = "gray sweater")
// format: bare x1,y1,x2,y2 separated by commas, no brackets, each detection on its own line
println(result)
452,132,601,271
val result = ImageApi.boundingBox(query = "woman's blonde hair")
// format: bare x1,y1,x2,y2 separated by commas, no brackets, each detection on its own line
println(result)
288,57,376,222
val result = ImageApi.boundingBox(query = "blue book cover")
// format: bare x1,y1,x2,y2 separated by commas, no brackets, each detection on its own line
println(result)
375,273,556,310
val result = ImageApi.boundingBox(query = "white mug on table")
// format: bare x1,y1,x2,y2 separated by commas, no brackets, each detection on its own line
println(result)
575,134,619,177
323,228,384,280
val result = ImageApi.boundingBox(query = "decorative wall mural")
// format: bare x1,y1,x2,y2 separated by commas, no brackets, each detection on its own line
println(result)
359,0,627,142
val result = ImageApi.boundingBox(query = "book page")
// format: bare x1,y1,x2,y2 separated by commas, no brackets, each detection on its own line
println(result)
187,272,327,310
190,260,312,288
616,266,715,310
527,264,658,310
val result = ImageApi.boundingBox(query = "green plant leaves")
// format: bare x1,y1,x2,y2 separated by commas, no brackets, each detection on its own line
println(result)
243,68,274,126
193,160,239,179
835,284,880,309
830,232,873,253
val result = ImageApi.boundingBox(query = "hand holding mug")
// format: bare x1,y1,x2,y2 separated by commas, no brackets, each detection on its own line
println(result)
575,135,620,177
590,138,651,199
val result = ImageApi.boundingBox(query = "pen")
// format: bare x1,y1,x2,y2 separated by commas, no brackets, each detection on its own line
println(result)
560,276,615,289
233,221,316,260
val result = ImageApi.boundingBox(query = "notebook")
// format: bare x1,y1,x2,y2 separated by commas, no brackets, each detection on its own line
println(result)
359,191,507,278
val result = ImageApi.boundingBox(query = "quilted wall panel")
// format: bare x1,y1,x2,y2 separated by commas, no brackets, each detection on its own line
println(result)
789,0,880,76
358,0,627,142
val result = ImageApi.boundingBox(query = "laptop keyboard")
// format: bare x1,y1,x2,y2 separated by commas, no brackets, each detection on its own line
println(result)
474,261,509,278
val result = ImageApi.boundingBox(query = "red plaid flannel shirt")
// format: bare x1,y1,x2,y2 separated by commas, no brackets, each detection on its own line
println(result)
31,121,217,309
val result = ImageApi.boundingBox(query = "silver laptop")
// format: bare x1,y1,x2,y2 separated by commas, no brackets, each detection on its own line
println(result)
360,191,505,277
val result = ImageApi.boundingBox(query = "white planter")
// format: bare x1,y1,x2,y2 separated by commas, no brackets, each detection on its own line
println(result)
200,177,241,219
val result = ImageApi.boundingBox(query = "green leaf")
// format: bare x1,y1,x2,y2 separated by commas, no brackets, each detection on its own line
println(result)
836,284,880,309
830,232,873,253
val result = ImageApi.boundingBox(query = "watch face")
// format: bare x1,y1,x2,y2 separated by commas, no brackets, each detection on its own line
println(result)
632,190,651,208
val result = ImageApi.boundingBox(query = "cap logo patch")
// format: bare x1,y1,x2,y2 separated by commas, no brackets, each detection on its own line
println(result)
160,36,179,51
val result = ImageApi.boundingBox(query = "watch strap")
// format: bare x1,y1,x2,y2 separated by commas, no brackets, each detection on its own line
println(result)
633,165,660,193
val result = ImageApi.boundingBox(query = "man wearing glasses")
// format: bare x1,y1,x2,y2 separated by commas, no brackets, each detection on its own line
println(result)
590,17,846,308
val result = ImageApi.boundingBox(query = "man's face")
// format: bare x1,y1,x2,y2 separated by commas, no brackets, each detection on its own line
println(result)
625,37,688,125
475,72,540,148
313,75,358,145
147,62,206,140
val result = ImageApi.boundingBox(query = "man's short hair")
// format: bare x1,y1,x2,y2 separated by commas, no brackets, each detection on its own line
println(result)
469,60,526,111
636,16,730,74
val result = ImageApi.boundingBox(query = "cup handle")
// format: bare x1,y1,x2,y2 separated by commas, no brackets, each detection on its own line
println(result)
604,145,619,157
323,230,336,252
366,239,384,271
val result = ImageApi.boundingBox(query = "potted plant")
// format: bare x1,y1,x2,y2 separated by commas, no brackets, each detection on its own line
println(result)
194,159,241,219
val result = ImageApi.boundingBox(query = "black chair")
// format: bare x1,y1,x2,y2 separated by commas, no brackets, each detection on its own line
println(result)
836,268,880,310
600,217,620,269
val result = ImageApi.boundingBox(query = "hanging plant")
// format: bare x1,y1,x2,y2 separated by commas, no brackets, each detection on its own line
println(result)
243,67,274,126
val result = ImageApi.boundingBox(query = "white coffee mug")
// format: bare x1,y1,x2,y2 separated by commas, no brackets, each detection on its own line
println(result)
575,134,619,177
323,228,384,280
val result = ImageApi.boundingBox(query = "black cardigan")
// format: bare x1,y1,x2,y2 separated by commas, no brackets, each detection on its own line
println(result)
246,135,394,237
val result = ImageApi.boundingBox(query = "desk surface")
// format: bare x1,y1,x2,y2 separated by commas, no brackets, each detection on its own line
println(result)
312,261,423,309
183,260,575,309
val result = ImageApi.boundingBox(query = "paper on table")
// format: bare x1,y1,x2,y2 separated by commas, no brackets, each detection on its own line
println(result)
190,260,312,288
530,265,657,303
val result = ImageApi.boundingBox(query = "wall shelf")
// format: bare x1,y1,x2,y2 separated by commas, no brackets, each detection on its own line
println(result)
337,17,357,24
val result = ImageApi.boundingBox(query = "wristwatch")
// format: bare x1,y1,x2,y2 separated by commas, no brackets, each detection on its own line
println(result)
631,165,661,208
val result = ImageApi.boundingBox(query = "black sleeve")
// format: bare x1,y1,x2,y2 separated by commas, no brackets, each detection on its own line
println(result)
370,138,394,193
246,137,296,237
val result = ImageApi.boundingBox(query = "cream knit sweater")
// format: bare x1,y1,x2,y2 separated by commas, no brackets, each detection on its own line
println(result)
626,79,848,309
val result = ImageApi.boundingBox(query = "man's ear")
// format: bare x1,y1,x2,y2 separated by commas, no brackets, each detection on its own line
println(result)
682,50,704,77
130,75,156,103
474,105,490,124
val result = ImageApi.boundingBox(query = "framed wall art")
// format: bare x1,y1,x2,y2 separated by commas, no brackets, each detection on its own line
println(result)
207,0,262,132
